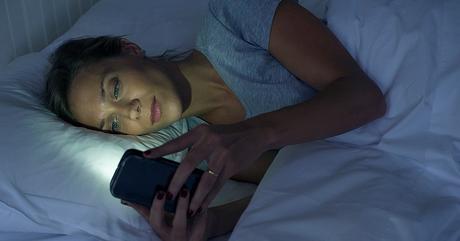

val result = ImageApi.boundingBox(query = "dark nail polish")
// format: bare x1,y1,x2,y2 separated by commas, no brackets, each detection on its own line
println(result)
157,191,164,200
143,150,151,156
180,189,188,198
166,192,173,200
196,207,202,215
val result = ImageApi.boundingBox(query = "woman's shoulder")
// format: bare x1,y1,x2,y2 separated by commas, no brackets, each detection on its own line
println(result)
208,0,286,10
209,0,283,15
206,0,283,49
207,0,244,24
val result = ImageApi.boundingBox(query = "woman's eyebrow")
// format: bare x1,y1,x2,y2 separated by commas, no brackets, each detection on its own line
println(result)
98,70,109,130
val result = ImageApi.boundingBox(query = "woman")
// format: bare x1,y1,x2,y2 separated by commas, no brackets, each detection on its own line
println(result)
45,0,386,240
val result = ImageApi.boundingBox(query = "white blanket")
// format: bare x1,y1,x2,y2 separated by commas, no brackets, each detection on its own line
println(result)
231,141,460,241
230,0,460,240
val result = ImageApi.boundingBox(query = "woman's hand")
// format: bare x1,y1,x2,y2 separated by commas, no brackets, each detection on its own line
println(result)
122,189,211,241
143,122,270,216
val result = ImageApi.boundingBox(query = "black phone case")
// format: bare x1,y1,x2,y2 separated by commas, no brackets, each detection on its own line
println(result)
110,149,203,213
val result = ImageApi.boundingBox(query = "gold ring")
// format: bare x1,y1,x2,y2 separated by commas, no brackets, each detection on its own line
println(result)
207,169,219,177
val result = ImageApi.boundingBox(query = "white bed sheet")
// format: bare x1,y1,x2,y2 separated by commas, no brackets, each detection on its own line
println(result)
230,0,460,240
0,232,104,241
231,141,460,241
0,232,229,241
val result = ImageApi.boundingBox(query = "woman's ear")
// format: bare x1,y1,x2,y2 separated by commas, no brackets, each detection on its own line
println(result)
120,38,145,56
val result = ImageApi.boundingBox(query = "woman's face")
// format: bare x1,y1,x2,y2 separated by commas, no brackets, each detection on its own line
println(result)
67,55,183,135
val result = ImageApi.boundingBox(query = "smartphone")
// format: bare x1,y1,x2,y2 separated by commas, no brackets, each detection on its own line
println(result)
110,149,203,213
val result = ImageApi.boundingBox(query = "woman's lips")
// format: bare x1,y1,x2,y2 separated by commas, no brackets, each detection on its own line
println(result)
150,96,161,124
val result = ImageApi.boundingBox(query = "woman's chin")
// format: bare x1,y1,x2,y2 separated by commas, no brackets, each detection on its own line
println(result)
148,120,174,133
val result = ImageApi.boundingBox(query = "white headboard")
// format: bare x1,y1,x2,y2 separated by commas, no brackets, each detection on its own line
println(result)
0,0,99,72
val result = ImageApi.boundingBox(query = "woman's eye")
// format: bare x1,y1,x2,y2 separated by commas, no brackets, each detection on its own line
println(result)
111,116,120,132
113,77,120,100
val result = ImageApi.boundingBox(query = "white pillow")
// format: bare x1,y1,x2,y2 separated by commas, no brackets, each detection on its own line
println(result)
0,0,256,240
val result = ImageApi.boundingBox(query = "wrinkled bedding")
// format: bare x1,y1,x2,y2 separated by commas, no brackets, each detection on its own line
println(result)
230,0,460,240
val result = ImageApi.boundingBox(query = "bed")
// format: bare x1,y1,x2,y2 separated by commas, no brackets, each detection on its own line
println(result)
1,0,459,241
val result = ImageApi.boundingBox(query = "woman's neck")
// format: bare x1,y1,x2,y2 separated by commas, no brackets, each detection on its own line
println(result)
165,50,232,120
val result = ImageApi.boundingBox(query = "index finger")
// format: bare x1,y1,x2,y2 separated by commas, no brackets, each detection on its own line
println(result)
167,147,207,200
143,130,196,159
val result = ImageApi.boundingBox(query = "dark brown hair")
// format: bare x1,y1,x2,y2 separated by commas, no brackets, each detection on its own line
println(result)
44,36,124,125
44,36,191,130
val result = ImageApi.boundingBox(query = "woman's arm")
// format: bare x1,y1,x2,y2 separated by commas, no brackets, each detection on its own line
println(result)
159,195,252,239
142,0,386,222
209,152,279,237
207,195,253,238
230,149,279,184
242,0,386,150
245,74,386,150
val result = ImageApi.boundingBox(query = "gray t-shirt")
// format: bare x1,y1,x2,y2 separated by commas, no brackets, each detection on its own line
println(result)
195,0,317,119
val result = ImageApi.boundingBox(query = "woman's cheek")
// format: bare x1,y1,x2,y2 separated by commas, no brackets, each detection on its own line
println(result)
122,122,144,135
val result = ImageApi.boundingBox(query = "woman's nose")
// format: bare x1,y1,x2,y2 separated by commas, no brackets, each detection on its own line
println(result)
113,99,141,120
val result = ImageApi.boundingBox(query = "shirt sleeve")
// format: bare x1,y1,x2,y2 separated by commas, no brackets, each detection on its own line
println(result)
208,0,283,50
